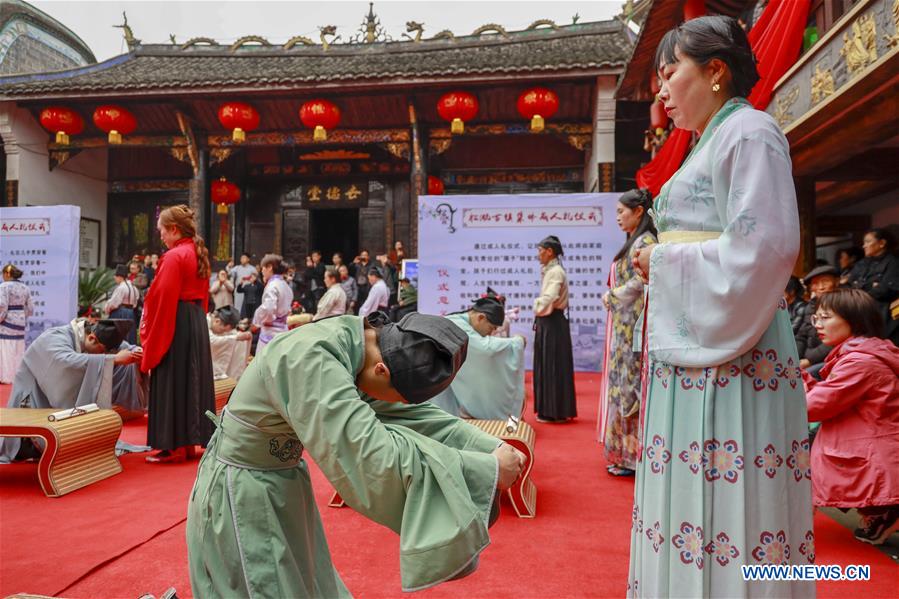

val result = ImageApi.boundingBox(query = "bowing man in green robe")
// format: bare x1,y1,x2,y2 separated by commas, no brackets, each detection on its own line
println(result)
430,291,526,420
186,312,526,597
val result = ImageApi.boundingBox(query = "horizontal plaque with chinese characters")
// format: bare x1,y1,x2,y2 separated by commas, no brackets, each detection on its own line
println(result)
300,182,369,209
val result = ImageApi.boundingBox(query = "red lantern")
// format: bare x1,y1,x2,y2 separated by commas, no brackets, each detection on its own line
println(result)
92,105,137,144
211,177,241,214
218,102,259,142
427,175,445,195
516,87,559,132
437,91,479,135
39,107,84,144
299,99,340,142
684,0,705,21
650,99,669,135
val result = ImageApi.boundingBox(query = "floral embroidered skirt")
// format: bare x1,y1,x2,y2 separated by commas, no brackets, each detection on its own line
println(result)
628,308,815,598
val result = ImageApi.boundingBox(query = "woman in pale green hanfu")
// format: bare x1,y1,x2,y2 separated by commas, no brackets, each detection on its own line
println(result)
187,313,524,597
627,17,814,598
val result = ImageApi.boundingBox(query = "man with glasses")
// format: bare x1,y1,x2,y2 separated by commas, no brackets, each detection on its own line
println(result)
0,318,146,462
795,265,841,378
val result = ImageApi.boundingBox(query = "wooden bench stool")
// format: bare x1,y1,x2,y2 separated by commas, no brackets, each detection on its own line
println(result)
214,377,238,415
466,418,537,518
0,407,123,497
329,418,537,518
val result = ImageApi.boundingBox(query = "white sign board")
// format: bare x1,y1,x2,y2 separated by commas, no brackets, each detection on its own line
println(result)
0,205,80,346
418,194,622,371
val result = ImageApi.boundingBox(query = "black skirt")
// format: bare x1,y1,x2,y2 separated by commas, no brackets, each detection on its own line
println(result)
147,300,215,449
533,310,577,420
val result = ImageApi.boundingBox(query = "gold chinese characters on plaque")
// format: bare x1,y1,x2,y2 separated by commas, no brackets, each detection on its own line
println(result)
301,182,369,209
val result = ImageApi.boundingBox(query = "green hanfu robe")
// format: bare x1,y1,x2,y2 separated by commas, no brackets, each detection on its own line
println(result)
186,315,501,597
429,312,526,419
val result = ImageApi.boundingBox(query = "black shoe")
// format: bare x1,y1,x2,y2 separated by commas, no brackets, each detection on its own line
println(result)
14,438,42,461
854,507,899,545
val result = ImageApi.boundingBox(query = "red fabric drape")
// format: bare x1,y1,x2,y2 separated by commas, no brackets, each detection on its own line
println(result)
635,128,692,193
634,0,810,197
747,0,811,109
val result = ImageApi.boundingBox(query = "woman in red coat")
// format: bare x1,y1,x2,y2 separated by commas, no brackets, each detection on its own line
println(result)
804,288,899,545
140,205,215,463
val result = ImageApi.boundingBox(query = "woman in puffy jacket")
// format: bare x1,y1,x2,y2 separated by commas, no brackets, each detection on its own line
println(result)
804,288,899,546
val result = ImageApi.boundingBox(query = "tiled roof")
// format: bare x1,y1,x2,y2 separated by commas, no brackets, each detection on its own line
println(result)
0,20,632,99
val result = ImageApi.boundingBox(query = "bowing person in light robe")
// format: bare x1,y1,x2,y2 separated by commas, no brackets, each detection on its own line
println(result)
430,290,526,419
251,253,293,349
186,313,526,597
0,319,145,463
207,306,251,381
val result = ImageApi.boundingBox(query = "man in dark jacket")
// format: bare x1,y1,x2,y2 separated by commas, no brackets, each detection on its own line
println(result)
238,272,264,321
784,276,807,335
847,228,899,345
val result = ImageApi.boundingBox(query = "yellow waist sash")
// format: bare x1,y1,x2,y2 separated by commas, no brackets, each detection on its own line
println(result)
658,231,722,244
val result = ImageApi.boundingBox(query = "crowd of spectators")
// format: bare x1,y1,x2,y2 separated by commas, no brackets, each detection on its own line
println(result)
786,227,899,545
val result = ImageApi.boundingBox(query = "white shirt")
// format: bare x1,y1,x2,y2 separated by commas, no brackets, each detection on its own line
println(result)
206,314,250,380
105,279,139,313
533,259,569,317
314,284,347,321
359,279,389,317
252,276,293,327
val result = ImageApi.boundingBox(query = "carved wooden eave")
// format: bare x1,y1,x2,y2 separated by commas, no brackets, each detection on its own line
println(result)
428,122,592,155
765,0,899,178
207,128,411,147
48,134,188,170
382,142,410,160
48,148,80,171
210,148,235,166
174,110,200,176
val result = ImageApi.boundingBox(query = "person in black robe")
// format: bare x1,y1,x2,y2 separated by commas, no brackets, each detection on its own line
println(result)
532,235,577,422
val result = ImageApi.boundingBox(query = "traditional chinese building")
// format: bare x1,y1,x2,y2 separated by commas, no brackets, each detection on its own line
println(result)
0,4,632,269
616,0,898,272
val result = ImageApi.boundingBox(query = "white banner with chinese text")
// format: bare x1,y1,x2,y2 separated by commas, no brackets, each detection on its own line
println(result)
0,205,80,346
418,194,622,371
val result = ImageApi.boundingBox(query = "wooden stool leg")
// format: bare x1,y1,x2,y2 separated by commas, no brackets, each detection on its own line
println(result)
328,490,346,508
35,432,60,497
507,475,537,518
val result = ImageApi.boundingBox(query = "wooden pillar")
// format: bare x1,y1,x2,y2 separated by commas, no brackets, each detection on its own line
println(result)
4,180,17,207
795,177,816,276
190,148,209,242
408,103,426,258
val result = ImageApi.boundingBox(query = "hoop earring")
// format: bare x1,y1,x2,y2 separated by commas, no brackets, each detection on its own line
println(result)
712,82,721,92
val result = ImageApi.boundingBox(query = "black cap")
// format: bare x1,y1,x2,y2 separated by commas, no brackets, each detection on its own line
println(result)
471,295,505,327
369,266,383,278
803,265,839,284
92,319,132,350
378,313,468,404
114,264,129,278
215,305,240,328
538,235,564,256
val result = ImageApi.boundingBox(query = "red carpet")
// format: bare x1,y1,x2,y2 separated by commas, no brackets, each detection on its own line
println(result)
1,378,896,598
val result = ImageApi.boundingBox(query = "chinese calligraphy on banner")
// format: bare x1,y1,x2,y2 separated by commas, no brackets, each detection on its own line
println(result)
0,205,80,346
418,194,622,372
